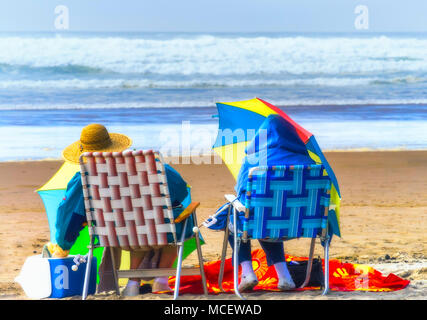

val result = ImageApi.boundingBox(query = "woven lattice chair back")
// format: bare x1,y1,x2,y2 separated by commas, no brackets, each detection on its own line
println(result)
79,150,177,251
243,164,331,240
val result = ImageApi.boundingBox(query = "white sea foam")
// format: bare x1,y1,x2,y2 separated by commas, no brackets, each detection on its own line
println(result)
0,34,426,76
2,98,427,111
0,76,425,90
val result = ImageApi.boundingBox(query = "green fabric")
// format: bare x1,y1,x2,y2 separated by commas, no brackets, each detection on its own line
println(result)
69,226,104,283
172,237,205,268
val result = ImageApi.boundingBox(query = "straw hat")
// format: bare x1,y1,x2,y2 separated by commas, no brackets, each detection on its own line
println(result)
62,124,132,164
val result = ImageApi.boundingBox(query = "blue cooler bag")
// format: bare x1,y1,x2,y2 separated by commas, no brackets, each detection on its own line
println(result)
49,256,97,298
15,255,97,299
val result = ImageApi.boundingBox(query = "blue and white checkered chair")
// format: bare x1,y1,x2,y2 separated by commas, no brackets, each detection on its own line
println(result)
217,164,332,299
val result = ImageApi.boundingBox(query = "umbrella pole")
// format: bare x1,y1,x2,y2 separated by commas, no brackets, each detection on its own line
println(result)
233,206,245,300
218,205,231,292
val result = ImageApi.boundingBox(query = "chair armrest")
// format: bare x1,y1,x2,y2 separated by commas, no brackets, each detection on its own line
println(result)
224,194,246,213
174,201,200,223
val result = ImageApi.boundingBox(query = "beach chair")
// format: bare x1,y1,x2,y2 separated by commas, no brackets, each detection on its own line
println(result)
78,150,208,300
217,164,332,299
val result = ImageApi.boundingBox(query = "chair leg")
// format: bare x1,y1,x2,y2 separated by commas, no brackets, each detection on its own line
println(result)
193,213,208,296
233,207,245,300
218,206,231,293
109,247,120,296
322,237,330,295
174,219,188,300
173,243,185,300
82,246,93,300
299,238,316,288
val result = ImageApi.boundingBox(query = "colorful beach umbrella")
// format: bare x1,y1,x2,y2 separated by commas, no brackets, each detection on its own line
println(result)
37,161,202,284
212,97,341,237
36,161,105,282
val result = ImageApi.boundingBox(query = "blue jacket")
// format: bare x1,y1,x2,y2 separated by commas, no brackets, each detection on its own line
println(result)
235,114,315,202
55,164,190,250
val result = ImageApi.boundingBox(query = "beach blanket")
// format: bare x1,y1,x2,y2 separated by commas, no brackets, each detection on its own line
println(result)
165,249,410,294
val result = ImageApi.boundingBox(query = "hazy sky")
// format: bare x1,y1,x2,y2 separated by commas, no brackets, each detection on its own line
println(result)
1,0,426,32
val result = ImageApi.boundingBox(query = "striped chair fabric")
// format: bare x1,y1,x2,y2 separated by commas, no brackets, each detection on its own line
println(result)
243,164,331,240
80,150,177,251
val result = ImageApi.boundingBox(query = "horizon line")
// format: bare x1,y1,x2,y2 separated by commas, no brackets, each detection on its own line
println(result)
1,30,427,34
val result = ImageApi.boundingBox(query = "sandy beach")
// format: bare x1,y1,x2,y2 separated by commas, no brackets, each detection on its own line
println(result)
0,150,426,300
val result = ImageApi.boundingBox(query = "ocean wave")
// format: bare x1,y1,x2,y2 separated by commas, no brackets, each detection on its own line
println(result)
370,76,427,85
0,76,425,89
0,34,426,76
0,63,107,75
2,98,427,110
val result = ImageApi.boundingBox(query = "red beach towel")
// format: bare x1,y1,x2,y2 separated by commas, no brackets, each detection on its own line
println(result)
164,249,410,295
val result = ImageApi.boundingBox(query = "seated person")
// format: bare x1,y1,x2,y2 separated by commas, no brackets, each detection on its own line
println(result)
52,123,193,296
210,114,315,292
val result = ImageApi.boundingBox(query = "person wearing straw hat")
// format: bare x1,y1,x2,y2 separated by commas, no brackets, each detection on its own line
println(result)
54,124,132,254
44,124,132,259
51,124,192,296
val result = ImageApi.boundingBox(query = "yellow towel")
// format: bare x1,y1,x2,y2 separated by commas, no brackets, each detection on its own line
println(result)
46,242,70,258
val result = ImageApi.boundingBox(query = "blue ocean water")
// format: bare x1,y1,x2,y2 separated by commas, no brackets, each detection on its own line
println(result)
0,32,426,160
